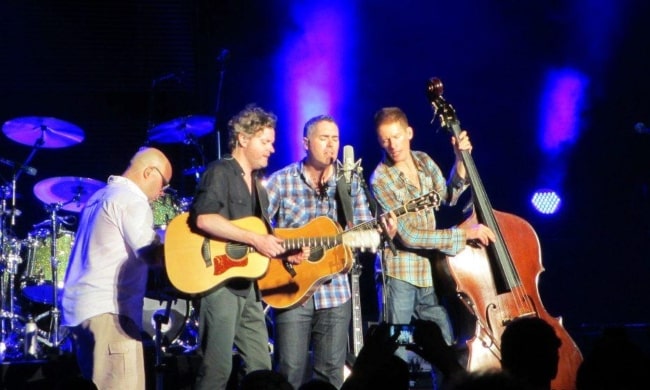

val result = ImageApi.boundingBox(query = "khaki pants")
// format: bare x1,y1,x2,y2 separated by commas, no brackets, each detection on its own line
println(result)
70,313,145,390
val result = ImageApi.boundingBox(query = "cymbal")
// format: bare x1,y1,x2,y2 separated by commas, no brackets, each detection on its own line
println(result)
2,116,85,148
147,115,214,143
33,176,105,212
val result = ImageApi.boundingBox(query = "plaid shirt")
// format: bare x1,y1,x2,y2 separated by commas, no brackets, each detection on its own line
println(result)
370,150,469,287
266,160,373,309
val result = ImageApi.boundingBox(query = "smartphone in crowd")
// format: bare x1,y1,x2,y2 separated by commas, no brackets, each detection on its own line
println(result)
388,323,416,346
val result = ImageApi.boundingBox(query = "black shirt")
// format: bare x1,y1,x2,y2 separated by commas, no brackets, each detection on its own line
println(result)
190,155,270,295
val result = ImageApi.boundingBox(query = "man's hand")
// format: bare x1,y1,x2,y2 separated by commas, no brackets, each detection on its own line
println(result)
463,223,496,246
285,246,310,265
251,234,285,258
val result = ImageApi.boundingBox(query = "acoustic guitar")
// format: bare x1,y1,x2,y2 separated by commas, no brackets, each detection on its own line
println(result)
259,190,441,309
258,216,379,309
164,213,378,295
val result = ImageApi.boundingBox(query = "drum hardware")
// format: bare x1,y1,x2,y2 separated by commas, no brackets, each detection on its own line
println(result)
146,115,214,144
29,176,100,352
144,267,199,355
0,237,27,348
0,176,30,358
183,162,205,184
2,116,85,149
33,176,105,213
0,118,85,360
142,298,198,354
153,299,173,390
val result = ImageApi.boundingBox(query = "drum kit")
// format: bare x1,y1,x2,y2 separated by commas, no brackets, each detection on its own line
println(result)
0,114,212,361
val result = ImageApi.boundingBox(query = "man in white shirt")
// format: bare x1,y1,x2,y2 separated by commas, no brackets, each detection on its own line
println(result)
62,147,172,390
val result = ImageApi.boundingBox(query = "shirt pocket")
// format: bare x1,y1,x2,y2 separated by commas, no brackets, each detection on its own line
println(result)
280,197,308,226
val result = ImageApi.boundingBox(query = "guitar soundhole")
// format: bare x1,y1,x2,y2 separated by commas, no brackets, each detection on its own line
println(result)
308,247,324,262
227,243,248,259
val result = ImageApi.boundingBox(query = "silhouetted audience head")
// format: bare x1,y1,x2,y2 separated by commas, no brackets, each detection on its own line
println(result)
500,317,561,389
411,318,465,380
240,369,293,390
576,326,650,390
298,378,337,390
446,369,524,390
53,375,99,390
341,322,409,390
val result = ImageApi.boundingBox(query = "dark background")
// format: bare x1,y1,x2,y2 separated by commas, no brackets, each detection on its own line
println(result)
1,0,649,353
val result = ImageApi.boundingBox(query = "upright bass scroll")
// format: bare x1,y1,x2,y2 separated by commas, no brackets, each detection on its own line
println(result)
426,77,583,390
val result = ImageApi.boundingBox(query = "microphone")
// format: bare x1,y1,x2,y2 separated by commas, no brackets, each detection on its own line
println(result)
0,157,37,176
342,145,356,184
634,122,650,134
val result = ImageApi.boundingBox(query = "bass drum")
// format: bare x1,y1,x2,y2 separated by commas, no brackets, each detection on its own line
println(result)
21,228,75,305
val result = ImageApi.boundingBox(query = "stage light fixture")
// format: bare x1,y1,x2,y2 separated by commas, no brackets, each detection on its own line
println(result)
531,189,562,215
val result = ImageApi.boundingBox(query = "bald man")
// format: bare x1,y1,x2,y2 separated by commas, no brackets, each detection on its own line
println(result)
62,147,173,390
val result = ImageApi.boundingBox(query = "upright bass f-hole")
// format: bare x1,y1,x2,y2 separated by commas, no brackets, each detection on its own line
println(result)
426,77,583,390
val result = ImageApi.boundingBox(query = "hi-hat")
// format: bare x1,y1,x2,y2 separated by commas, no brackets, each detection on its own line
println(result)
33,176,105,212
147,115,214,144
2,116,85,148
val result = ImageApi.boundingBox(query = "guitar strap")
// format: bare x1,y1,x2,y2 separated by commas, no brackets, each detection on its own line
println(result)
335,175,355,229
336,172,381,222
253,172,273,231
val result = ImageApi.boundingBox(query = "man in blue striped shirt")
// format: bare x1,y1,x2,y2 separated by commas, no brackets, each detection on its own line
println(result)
266,115,373,389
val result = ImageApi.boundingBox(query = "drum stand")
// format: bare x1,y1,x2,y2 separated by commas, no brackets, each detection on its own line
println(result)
0,182,28,360
40,200,73,352
153,300,173,390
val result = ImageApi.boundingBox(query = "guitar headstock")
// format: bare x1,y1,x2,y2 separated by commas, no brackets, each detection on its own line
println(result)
405,190,441,213
342,230,380,253
426,77,460,135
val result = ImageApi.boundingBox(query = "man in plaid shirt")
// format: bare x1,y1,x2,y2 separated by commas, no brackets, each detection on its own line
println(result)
266,115,375,389
370,107,495,353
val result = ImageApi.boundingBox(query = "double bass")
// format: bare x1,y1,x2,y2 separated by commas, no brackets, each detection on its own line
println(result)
426,77,582,390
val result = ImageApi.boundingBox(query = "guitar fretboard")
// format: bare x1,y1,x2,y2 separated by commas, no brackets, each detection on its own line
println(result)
282,235,342,251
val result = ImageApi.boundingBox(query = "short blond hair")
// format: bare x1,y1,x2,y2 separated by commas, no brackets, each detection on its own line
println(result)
374,107,409,129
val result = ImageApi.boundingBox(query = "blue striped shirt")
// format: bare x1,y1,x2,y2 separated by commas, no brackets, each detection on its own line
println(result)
266,160,373,309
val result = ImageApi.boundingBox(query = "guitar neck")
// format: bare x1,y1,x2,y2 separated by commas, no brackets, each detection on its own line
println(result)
282,235,342,250
349,190,440,233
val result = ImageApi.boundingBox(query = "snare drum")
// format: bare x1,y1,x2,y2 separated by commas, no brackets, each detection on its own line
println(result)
22,228,75,304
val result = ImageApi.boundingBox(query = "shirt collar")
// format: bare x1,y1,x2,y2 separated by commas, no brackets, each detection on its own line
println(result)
107,175,148,201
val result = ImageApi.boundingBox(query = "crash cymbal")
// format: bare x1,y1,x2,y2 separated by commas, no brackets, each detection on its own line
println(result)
33,176,105,212
2,116,85,148
147,115,214,144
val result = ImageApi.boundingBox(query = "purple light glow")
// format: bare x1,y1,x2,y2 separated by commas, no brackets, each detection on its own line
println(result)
539,69,588,154
274,2,354,165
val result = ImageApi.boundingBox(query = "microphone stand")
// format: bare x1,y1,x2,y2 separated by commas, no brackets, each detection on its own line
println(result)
213,49,229,160
154,300,173,390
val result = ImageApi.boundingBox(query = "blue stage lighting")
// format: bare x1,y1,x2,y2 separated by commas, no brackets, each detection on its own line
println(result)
531,189,562,215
